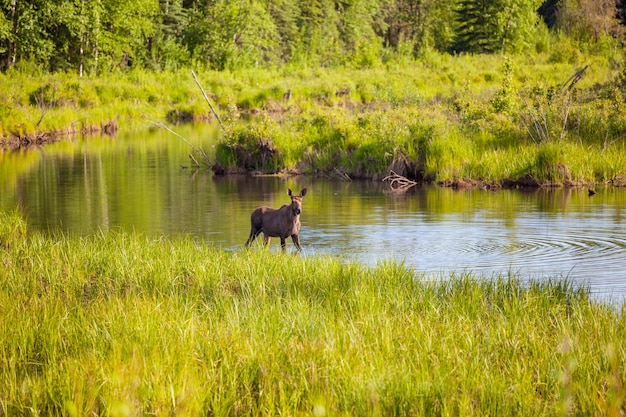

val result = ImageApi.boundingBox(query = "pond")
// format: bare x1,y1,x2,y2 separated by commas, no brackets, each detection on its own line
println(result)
2,124,626,303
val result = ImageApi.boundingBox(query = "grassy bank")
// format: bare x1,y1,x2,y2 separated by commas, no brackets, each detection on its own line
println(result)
1,52,626,186
1,211,625,416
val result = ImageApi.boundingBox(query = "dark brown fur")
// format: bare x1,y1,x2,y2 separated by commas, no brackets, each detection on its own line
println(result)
245,188,307,251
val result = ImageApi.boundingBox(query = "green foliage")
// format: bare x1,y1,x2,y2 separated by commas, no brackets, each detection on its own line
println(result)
556,0,623,43
533,141,563,180
547,32,583,64
1,0,624,73
0,0,161,74
518,84,574,144
425,130,475,181
452,0,544,53
146,0,190,70
379,0,458,55
453,0,503,53
185,0,279,70
294,111,351,173
28,77,101,109
216,117,283,172
491,58,517,114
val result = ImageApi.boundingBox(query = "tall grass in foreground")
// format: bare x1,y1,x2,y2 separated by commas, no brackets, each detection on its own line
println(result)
0,211,624,416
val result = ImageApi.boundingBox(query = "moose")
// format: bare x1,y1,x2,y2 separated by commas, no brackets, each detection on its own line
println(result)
245,188,308,251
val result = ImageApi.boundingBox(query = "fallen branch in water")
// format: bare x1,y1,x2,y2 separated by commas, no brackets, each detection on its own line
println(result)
149,120,213,167
382,170,417,192
188,153,200,167
334,167,352,182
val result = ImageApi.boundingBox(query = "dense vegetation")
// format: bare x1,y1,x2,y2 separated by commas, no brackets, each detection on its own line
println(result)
3,51,625,186
1,211,624,415
1,0,624,72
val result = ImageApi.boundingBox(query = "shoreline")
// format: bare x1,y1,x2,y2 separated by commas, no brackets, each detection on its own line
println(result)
3,127,626,190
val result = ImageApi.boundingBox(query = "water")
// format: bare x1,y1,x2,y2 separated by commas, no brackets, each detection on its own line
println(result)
302,184,626,303
2,125,626,302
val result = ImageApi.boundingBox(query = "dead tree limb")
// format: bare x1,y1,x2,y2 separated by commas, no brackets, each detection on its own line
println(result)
560,65,589,92
603,131,626,151
34,89,51,128
149,120,212,166
188,153,200,167
334,167,352,181
382,170,417,192
191,70,225,130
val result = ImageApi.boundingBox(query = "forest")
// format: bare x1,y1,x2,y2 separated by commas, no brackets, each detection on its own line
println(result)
1,0,625,74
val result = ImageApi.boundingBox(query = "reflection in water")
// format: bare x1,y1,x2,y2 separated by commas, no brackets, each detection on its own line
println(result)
1,127,626,302
301,186,626,303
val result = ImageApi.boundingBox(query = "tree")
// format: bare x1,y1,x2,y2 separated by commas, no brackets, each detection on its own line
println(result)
452,0,501,53
98,0,159,71
499,0,545,52
452,0,543,54
266,0,300,62
290,0,341,66
184,0,279,70
0,0,56,71
0,1,16,70
537,0,559,28
46,0,102,74
377,0,456,55
146,0,190,70
335,0,382,66
555,0,623,41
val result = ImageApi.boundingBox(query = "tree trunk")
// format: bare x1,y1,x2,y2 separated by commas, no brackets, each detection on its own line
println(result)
5,0,18,70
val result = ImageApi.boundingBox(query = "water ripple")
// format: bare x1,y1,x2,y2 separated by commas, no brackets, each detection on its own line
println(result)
307,213,626,303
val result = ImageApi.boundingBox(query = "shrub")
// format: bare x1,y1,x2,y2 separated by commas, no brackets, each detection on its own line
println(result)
216,118,283,173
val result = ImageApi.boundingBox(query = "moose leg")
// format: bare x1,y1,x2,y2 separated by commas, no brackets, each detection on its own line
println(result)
291,234,301,251
245,229,262,247
280,237,287,251
263,234,271,248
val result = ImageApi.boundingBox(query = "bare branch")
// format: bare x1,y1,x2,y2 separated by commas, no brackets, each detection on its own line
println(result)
383,170,417,193
149,120,213,166
603,132,626,151
191,70,225,130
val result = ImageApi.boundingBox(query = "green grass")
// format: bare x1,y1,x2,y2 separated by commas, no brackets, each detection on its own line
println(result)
1,211,625,416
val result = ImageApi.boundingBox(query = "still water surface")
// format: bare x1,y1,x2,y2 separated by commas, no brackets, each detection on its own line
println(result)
1,125,625,302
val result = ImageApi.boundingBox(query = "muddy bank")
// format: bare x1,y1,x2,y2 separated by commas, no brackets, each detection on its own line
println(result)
211,150,623,190
5,123,625,190
0,120,119,150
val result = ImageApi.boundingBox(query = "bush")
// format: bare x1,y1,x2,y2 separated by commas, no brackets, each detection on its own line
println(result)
216,118,283,173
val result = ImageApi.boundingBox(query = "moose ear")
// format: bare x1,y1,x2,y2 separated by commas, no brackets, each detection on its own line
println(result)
300,188,307,197
287,188,293,197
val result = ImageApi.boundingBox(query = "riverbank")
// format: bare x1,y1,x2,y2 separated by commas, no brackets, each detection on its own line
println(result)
0,211,624,415
2,53,625,187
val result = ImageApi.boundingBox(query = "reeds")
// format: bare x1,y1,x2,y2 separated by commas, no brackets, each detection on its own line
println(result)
0,211,624,416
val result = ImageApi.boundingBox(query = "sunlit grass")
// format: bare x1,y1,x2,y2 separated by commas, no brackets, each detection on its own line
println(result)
0,211,624,415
